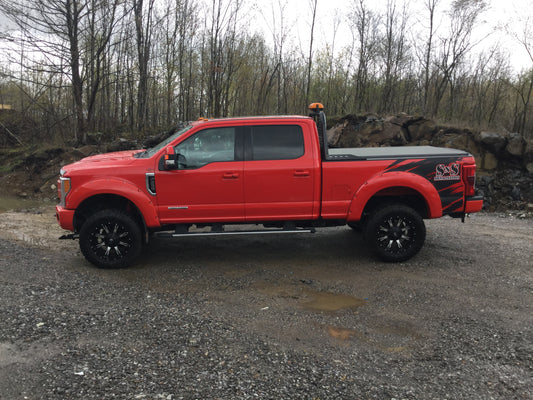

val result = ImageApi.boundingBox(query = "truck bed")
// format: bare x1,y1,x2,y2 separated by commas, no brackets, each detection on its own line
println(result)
327,146,470,161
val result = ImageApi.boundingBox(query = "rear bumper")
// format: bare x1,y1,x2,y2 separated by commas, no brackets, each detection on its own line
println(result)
465,196,483,213
56,205,75,231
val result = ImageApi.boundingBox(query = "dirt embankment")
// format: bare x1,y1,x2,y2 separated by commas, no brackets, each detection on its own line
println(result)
0,126,174,202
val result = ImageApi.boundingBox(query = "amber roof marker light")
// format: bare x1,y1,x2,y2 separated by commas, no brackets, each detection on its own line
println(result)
308,102,324,114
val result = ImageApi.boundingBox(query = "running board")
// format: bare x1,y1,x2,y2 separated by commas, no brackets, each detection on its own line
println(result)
156,228,315,238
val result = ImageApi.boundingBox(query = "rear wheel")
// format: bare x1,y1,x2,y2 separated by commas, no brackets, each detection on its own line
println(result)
364,204,425,262
79,209,142,268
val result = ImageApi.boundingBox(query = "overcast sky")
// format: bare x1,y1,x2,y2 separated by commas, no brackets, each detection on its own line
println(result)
249,0,533,71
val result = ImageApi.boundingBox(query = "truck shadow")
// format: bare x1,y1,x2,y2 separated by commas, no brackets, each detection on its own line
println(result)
137,227,372,272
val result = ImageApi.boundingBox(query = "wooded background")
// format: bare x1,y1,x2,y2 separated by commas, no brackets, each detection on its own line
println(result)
1,0,533,145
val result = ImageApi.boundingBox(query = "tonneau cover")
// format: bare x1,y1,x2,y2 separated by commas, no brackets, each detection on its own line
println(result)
327,146,470,160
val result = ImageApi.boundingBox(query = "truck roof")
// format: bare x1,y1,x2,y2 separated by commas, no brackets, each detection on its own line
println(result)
191,115,312,126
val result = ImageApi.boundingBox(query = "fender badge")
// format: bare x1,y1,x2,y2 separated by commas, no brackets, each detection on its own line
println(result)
435,163,461,181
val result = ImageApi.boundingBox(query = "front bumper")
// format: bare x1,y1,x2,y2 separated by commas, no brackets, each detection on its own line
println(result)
56,205,75,231
464,196,483,213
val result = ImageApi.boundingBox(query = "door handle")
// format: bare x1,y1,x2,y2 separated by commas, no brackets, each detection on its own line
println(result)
293,170,310,177
223,172,239,179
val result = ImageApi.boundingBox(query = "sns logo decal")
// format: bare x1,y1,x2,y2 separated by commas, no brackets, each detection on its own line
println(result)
435,163,461,181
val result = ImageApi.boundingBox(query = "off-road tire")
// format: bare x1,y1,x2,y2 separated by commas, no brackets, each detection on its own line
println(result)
364,204,426,262
79,209,142,268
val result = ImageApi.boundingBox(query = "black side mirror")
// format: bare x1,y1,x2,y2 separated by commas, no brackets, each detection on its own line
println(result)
164,146,178,170
164,146,187,170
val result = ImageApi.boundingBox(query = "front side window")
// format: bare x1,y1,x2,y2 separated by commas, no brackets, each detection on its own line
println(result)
250,125,304,160
175,127,236,169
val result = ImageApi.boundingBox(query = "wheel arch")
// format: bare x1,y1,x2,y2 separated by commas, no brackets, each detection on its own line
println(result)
348,172,442,221
68,178,160,235
73,194,147,240
361,187,430,220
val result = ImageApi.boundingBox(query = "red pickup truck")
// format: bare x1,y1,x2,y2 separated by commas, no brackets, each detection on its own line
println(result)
56,104,483,268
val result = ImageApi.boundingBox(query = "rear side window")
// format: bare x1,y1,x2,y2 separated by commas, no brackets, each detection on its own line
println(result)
250,125,304,160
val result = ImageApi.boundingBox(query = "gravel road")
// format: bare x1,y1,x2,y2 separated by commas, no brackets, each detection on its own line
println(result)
0,207,532,399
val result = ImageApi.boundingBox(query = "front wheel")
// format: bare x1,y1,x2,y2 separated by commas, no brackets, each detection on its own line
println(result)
79,209,142,268
364,204,426,262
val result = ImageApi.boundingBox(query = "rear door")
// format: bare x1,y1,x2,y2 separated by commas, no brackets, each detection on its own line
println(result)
243,124,318,221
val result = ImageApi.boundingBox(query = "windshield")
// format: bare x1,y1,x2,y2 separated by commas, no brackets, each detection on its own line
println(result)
135,124,193,158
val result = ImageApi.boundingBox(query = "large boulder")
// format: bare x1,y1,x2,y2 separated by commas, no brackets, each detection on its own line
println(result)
505,133,526,157
525,139,533,164
72,145,99,158
479,131,507,154
86,132,105,145
371,121,408,146
481,152,498,170
426,127,481,159
385,113,413,126
407,119,437,141
330,114,411,148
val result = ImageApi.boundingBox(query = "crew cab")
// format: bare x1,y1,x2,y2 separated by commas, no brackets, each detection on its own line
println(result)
56,104,483,268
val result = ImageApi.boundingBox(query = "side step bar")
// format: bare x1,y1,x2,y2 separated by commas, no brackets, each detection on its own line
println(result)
156,227,315,238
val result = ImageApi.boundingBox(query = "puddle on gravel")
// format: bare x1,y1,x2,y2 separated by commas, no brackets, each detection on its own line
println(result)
303,290,365,312
253,282,365,312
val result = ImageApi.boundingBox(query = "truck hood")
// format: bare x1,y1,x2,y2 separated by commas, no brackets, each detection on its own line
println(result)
62,150,143,174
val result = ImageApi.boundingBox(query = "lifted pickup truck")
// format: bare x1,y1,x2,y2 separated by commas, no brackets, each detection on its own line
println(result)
56,104,483,268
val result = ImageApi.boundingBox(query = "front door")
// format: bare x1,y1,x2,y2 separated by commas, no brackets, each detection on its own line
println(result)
155,127,244,224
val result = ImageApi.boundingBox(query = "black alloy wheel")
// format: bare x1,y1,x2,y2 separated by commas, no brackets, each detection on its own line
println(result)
364,204,426,262
79,209,142,268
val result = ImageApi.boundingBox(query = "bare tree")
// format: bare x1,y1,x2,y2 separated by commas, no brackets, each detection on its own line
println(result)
349,0,380,112
432,0,487,117
154,0,199,124
260,0,295,114
0,0,531,144
505,8,533,137
132,0,155,132
422,0,441,114
203,0,244,117
0,0,121,143
305,0,318,108
379,0,410,113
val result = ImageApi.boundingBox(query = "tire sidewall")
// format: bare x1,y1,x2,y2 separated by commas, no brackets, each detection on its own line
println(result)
79,209,142,268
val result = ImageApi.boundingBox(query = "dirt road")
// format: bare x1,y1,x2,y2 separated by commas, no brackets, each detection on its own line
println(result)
1,207,532,399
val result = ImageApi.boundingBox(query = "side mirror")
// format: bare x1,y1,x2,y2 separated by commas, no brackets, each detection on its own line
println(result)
164,146,178,170
164,146,187,170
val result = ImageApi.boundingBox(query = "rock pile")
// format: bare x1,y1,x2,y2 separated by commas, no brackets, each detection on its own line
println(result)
327,114,533,213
